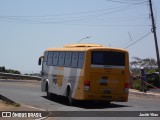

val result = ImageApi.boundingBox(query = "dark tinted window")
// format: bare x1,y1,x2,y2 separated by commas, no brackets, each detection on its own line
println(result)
71,52,79,68
47,52,54,65
44,51,48,62
78,52,85,68
64,52,72,67
91,51,125,66
58,52,65,66
53,52,59,66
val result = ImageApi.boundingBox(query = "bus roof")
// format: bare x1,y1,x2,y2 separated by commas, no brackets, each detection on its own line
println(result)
46,43,128,52
64,43,103,48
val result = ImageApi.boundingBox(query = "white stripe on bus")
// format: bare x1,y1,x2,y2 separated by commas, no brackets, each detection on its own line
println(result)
91,64,125,69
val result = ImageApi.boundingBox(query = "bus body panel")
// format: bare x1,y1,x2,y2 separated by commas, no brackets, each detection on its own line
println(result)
39,44,129,103
42,65,84,98
89,69,125,95
81,49,129,102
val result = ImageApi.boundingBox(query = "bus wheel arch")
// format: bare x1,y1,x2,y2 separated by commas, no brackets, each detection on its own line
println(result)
45,82,48,92
45,81,51,98
66,84,74,105
44,79,49,91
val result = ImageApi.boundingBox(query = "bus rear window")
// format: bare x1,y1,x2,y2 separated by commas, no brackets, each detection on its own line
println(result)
91,51,125,66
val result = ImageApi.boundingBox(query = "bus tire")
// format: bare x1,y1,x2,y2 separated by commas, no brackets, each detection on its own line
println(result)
100,101,111,105
66,87,74,105
46,83,51,98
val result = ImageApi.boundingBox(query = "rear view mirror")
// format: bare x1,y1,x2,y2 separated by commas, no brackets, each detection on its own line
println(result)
38,56,44,65
38,58,41,65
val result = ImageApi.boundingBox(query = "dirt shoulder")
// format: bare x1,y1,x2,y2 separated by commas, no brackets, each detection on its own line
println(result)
0,100,40,111
0,100,50,120
0,100,16,111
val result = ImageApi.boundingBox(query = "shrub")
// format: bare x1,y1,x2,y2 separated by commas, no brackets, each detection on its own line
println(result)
133,80,141,90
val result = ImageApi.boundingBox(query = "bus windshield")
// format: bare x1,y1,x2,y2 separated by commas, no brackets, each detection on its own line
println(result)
91,51,125,66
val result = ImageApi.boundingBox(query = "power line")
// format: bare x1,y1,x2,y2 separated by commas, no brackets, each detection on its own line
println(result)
106,0,147,4
71,15,148,24
124,31,152,49
0,2,147,25
1,5,132,24
63,23,150,27
0,5,130,18
128,32,133,41
120,29,150,48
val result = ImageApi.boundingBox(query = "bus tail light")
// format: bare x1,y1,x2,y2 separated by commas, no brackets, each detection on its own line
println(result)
124,83,129,93
84,80,90,91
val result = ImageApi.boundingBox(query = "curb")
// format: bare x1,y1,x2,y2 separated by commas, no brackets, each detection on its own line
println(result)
129,89,160,98
0,94,50,120
0,94,18,105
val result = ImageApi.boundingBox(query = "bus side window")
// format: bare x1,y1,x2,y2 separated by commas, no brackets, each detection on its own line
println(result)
64,52,72,67
71,52,78,68
44,51,48,62
58,52,65,66
42,51,48,71
78,52,85,68
53,52,59,66
47,52,54,66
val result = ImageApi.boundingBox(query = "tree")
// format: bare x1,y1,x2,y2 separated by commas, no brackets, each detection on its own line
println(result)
143,58,157,69
0,66,5,72
0,66,21,74
130,57,157,75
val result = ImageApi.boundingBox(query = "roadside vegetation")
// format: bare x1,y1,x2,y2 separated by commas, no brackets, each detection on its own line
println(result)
0,66,21,74
1,100,20,107
130,57,160,90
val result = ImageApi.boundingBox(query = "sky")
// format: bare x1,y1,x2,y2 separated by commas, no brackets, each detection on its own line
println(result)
0,0,160,74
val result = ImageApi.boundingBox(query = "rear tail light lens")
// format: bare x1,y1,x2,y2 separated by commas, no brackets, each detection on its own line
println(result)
84,80,90,91
124,83,129,93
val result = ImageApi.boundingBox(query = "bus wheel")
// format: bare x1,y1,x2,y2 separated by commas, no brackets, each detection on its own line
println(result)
103,101,111,105
66,88,73,105
46,83,51,98
47,91,52,98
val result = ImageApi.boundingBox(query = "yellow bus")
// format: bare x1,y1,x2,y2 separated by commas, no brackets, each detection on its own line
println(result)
38,44,129,105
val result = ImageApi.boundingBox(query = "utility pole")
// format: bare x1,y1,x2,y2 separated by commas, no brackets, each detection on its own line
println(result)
149,0,160,85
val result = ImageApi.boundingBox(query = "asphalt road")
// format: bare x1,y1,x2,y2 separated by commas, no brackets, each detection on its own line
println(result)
0,79,160,120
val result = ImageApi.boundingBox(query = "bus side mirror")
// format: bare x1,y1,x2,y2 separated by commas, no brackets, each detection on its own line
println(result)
38,56,44,65
38,58,42,65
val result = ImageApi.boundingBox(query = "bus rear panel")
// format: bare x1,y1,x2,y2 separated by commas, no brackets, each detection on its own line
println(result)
82,50,129,102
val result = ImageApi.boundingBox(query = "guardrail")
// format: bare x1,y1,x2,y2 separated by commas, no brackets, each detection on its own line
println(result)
0,72,41,80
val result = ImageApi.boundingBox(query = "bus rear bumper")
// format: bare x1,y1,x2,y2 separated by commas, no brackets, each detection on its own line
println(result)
82,92,128,102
